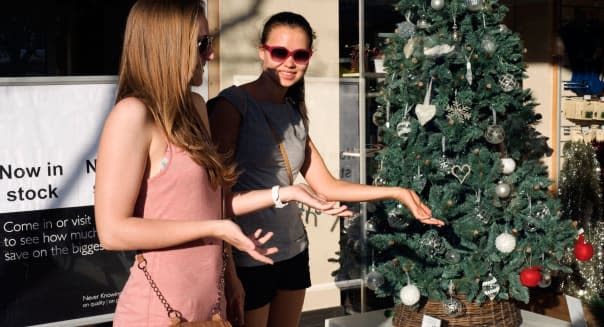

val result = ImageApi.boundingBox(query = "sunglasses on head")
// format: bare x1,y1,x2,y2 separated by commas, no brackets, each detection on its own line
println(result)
261,44,313,65
198,35,214,56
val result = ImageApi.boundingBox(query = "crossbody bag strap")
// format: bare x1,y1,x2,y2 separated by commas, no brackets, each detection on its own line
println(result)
259,111,294,185
137,188,227,323
234,86,294,185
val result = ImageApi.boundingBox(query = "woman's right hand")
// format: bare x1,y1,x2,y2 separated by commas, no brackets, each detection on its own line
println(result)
218,220,278,265
280,184,354,217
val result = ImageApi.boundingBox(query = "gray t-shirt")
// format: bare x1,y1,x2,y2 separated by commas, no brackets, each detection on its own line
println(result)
216,86,308,267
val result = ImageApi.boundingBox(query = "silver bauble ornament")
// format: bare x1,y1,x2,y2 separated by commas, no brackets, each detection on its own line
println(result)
412,171,427,192
419,229,446,255
431,0,445,10
365,217,378,232
372,110,387,126
400,284,421,306
466,0,484,11
485,125,505,144
538,272,552,288
396,120,412,139
373,175,387,186
442,297,464,317
417,17,432,30
366,268,385,290
387,205,411,230
475,206,490,225
499,73,517,92
495,232,516,253
446,250,461,263
495,182,511,198
481,35,497,55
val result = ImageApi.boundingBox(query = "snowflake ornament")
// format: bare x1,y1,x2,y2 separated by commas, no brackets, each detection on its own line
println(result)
396,11,416,39
446,99,471,123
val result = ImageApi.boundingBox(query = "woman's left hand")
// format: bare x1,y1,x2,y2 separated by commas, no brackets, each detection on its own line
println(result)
397,188,445,226
281,184,354,216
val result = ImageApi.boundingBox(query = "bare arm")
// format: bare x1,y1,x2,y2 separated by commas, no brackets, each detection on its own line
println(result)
301,138,444,226
94,98,275,262
209,96,350,217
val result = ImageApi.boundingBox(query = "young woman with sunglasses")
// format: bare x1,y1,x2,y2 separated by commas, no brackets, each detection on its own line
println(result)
208,11,444,327
94,3,343,326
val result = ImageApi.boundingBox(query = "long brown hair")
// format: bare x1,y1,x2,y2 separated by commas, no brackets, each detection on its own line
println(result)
117,0,236,187
260,11,316,129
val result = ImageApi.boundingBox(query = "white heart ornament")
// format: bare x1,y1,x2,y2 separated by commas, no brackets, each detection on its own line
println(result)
451,164,471,184
415,78,436,126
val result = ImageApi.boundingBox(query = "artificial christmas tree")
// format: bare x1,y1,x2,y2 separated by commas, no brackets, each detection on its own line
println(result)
365,0,577,325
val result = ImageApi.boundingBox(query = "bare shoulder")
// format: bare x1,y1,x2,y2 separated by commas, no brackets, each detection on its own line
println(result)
110,97,150,122
106,97,154,128
100,96,155,145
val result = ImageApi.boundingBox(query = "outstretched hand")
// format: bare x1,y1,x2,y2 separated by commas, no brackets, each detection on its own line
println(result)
220,221,278,264
282,184,354,217
398,188,445,226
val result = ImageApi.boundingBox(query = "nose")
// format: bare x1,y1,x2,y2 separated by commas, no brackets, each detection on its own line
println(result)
283,55,296,67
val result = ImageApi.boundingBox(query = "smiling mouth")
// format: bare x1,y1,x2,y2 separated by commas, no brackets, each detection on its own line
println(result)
280,71,296,79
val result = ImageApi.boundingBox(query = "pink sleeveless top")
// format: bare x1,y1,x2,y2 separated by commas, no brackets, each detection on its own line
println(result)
113,144,224,326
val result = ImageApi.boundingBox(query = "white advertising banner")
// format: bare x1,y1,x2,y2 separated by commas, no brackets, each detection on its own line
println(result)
0,82,132,326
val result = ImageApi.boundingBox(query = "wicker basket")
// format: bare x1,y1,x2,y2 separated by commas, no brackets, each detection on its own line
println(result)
393,296,522,327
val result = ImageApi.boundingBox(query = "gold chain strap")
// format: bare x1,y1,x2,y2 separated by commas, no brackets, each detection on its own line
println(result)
260,111,294,185
136,251,227,321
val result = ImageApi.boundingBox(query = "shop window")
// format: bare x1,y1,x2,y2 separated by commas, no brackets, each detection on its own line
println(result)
0,0,135,77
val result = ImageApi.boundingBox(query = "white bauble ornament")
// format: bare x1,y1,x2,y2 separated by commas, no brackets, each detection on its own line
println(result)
495,232,516,253
431,0,445,10
400,284,421,306
501,158,516,175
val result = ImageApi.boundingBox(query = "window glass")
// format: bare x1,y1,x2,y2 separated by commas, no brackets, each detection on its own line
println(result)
0,0,135,77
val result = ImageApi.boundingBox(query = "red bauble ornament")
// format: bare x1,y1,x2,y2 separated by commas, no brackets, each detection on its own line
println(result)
520,266,542,287
574,234,594,261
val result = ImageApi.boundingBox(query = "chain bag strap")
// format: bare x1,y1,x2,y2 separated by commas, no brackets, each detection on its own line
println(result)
136,189,231,327
259,110,294,185
135,252,229,326
232,86,293,185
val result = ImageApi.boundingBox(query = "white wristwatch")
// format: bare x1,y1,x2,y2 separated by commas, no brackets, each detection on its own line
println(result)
271,185,288,208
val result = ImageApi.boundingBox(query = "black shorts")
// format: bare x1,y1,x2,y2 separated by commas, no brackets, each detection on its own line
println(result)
236,248,311,311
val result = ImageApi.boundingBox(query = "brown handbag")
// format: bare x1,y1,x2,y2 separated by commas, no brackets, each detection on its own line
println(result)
136,251,232,327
